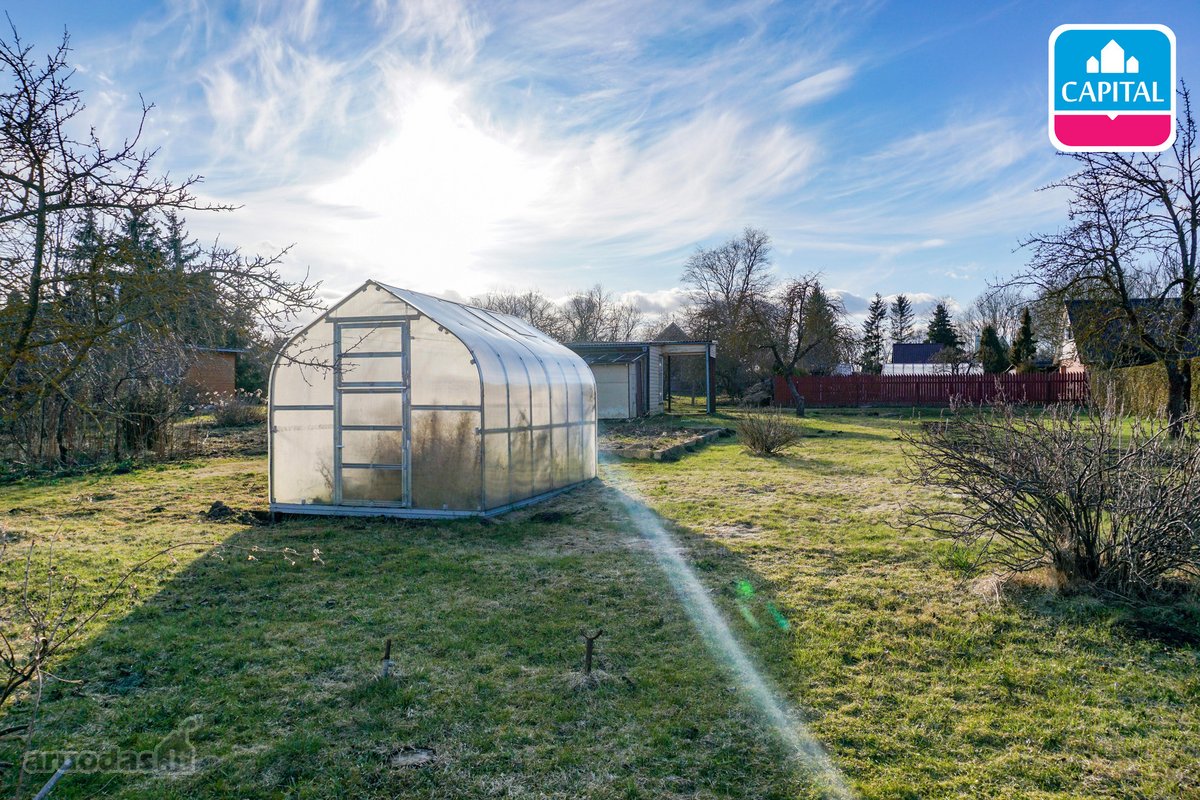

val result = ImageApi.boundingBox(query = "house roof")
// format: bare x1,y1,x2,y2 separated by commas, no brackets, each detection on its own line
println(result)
653,321,690,342
1064,298,1200,367
891,343,944,364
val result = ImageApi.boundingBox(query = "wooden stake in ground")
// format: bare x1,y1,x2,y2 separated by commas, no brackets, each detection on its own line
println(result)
381,638,394,678
582,630,603,675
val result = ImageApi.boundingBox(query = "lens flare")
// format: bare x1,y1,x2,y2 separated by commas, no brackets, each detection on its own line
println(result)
603,468,854,799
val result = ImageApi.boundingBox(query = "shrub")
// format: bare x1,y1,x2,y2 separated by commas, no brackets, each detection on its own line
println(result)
735,408,803,456
905,401,1200,597
209,390,266,427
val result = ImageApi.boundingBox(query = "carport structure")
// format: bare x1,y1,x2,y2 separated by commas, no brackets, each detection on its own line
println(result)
567,333,716,419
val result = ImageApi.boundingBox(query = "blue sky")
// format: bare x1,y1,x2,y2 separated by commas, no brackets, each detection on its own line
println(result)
15,1,1200,319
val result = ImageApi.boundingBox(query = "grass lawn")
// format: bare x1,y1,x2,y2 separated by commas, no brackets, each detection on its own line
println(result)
1,410,1198,798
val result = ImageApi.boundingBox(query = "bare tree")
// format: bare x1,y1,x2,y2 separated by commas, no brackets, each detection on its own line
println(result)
471,289,566,339
0,27,322,463
753,275,850,411
960,286,1026,348
1020,88,1200,436
559,284,643,342
680,227,774,395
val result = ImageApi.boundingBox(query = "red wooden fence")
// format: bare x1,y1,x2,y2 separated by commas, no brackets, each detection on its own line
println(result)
772,373,1090,407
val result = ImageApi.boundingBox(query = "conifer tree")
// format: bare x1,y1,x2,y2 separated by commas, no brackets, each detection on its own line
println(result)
889,294,916,344
925,302,961,348
977,324,1010,373
1010,308,1038,372
859,293,887,374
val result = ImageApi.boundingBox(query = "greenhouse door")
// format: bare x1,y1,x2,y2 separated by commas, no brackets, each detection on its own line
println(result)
333,321,410,507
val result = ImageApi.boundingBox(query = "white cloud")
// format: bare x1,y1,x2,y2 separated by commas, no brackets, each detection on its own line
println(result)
59,0,1071,316
781,65,854,108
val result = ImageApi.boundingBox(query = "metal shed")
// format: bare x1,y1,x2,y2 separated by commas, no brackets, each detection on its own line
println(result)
269,281,597,517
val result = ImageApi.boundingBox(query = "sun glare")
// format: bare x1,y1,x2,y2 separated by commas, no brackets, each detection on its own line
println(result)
315,82,550,287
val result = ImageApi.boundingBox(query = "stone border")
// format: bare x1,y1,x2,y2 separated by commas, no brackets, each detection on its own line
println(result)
602,427,734,462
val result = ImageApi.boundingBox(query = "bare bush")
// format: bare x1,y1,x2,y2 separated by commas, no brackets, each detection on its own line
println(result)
207,389,266,428
905,402,1200,597
735,408,803,456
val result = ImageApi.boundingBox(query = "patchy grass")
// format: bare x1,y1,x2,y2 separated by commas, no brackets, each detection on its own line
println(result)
1,409,1198,798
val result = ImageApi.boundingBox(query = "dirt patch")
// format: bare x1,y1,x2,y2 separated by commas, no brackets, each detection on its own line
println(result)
707,522,764,539
201,500,271,525
389,746,435,768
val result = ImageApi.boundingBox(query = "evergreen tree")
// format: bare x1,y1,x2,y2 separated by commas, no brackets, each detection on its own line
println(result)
977,324,1010,374
1010,308,1038,372
925,302,961,348
858,293,887,374
889,294,916,344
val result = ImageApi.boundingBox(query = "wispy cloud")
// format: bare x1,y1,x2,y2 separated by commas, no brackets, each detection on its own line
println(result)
49,0,1074,309
781,65,855,108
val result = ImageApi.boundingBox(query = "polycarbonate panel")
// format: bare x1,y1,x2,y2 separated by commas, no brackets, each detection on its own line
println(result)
483,432,510,508
510,427,534,501
410,410,480,511
549,361,569,427
337,356,404,385
583,422,598,479
568,424,584,486
271,325,335,407
563,361,582,424
508,353,533,430
474,345,510,432
327,283,416,320
532,429,552,495
409,319,479,407
271,409,334,504
339,324,405,354
528,360,551,427
340,392,403,427
341,429,405,465
551,426,568,489
581,370,597,424
341,467,405,503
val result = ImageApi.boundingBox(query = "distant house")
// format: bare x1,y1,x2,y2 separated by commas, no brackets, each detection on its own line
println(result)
882,342,980,375
1059,299,1200,372
182,347,242,397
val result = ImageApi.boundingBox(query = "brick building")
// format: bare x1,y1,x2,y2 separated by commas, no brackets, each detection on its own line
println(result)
182,347,241,396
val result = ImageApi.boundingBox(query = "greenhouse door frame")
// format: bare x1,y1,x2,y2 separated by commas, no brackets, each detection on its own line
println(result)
332,319,411,508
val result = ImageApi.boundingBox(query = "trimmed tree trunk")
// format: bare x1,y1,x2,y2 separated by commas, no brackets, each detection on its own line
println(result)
783,375,806,417
1165,359,1192,438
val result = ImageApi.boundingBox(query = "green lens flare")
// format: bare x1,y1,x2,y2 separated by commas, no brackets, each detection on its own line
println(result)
735,579,756,599
737,601,760,628
766,602,791,631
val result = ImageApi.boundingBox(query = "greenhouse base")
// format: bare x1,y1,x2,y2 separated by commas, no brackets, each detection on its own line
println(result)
270,480,593,520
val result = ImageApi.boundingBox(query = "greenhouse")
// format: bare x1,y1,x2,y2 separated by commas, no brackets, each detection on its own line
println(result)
268,281,598,517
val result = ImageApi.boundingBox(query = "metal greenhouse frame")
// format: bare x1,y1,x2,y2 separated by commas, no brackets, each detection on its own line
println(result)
268,281,598,517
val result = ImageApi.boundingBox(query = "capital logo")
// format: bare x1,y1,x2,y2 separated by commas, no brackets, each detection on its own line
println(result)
1049,24,1176,152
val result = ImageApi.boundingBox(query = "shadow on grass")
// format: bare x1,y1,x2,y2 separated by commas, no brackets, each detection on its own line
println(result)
0,483,818,800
